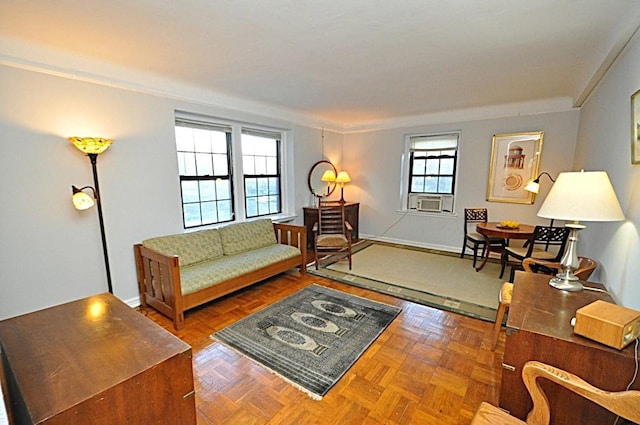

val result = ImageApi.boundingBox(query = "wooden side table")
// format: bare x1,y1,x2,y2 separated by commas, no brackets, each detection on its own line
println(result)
499,272,639,424
303,202,359,248
0,293,196,425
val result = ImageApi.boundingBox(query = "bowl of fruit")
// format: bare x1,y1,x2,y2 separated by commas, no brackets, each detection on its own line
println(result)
498,220,520,229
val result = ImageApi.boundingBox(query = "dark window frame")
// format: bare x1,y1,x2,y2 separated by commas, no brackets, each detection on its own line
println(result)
408,147,457,195
241,130,283,219
175,120,235,228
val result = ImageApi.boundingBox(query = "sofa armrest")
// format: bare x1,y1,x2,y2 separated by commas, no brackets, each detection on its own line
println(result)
273,223,307,273
134,243,186,329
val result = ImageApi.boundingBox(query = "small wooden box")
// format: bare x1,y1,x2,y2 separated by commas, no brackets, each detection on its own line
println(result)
574,300,640,350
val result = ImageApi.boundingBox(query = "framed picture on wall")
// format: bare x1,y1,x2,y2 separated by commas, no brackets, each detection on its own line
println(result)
486,131,544,204
631,89,640,164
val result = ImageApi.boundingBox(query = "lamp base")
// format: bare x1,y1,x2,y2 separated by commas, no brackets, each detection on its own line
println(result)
549,275,584,292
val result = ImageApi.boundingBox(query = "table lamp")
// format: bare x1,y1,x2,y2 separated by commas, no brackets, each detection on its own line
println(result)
536,170,624,291
320,169,336,196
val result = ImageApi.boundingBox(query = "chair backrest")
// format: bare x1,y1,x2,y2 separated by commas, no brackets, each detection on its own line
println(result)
523,226,570,260
522,361,640,424
318,201,347,235
464,208,488,235
522,257,598,281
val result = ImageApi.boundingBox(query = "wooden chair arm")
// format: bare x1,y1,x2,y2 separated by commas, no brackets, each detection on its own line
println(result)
523,361,640,424
522,258,561,273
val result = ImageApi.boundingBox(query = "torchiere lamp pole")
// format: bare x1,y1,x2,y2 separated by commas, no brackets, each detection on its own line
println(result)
69,137,113,294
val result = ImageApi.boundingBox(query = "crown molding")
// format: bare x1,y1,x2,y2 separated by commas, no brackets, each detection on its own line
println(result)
0,35,578,135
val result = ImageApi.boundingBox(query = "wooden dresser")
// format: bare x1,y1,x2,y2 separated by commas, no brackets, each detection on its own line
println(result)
500,272,640,424
0,293,196,425
303,202,359,248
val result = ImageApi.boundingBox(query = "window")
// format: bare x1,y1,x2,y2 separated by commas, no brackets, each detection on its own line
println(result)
402,132,459,212
241,129,282,218
175,115,285,228
175,120,234,228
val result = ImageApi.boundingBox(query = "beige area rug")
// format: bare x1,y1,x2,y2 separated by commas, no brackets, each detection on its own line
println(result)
309,241,503,321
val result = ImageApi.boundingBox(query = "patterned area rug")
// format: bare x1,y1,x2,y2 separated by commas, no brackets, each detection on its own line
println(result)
211,284,401,400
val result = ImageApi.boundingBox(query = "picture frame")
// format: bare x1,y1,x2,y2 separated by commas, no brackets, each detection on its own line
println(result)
631,89,640,164
486,131,544,204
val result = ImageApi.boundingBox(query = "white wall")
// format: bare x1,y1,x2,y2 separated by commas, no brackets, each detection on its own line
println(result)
3,35,637,318
0,65,325,319
344,111,580,251
573,30,640,309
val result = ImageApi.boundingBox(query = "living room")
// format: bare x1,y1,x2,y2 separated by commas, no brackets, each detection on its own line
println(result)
1,1,640,423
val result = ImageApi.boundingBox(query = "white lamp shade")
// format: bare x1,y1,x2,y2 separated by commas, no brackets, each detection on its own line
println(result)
537,171,624,222
72,191,95,210
523,180,540,194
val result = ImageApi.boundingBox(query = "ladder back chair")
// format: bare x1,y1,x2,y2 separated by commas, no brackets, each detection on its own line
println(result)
499,225,570,280
313,200,353,270
460,208,507,267
471,361,640,425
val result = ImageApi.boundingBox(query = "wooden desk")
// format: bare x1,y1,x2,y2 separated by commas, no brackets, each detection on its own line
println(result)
303,202,359,248
500,272,640,424
0,293,196,425
475,222,535,271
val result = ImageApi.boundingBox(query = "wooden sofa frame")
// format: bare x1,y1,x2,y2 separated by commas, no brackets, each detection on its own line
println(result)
134,223,307,330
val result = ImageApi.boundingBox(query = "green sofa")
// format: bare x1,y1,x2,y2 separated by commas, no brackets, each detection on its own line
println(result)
135,219,306,330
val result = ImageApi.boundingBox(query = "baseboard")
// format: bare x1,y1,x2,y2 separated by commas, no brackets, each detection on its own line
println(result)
362,234,459,255
122,295,141,309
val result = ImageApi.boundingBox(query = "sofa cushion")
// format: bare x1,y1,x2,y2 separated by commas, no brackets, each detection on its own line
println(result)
142,228,223,267
219,219,276,256
179,244,301,295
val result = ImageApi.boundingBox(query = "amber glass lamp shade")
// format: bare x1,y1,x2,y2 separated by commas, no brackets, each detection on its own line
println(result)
68,137,112,154
321,170,337,182
336,171,351,185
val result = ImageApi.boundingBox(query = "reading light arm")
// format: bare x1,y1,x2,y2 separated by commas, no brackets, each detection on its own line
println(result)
533,171,556,184
72,185,97,199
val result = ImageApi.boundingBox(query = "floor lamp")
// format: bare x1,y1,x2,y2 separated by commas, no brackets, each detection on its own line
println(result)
535,170,624,291
69,137,114,294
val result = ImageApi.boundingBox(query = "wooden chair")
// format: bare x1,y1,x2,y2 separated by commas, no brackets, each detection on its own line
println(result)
499,226,570,280
460,208,507,267
522,257,598,281
491,256,598,350
471,361,640,425
491,281,513,349
313,200,353,270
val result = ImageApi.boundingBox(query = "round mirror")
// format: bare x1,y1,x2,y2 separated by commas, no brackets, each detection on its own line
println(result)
308,160,337,198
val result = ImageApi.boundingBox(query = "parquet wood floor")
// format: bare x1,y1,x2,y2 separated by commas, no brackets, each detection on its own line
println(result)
142,271,505,425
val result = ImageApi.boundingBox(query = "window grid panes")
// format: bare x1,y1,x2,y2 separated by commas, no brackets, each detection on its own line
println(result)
175,121,234,228
242,131,282,218
407,133,458,197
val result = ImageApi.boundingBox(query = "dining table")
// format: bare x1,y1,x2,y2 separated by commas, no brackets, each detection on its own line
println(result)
475,221,535,272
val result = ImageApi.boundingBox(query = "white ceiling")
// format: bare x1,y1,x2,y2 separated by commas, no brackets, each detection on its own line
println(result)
1,0,640,129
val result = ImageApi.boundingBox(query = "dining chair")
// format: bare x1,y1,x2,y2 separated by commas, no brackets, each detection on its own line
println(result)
471,361,640,425
460,208,506,267
313,200,353,270
499,225,570,280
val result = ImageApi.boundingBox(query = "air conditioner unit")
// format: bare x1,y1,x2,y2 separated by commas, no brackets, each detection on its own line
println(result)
417,195,443,212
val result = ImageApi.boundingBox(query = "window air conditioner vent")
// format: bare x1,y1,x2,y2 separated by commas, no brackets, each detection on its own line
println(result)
417,195,443,212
